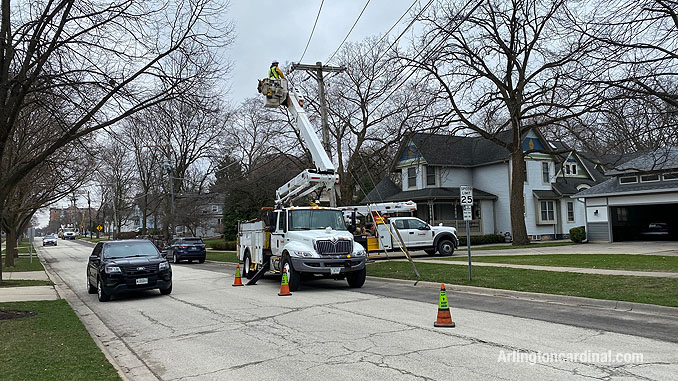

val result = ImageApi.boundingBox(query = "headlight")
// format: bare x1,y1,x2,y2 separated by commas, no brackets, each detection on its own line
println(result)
353,249,366,257
159,262,169,271
105,266,121,274
294,251,315,258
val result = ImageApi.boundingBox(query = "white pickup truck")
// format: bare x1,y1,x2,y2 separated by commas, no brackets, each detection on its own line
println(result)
238,207,367,291
62,228,77,240
369,217,459,256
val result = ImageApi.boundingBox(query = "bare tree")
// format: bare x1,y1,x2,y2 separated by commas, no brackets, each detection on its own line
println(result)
97,140,136,238
407,0,607,244
0,0,232,231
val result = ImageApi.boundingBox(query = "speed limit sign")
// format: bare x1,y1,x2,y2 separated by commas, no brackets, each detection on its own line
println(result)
460,185,473,205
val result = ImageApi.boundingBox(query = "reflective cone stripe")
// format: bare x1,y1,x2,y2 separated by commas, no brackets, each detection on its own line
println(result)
232,264,244,287
434,284,455,327
278,268,292,296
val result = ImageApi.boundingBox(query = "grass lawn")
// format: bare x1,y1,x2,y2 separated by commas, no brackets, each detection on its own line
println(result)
206,251,239,263
0,280,52,287
0,255,45,272
2,244,36,254
0,300,120,380
446,254,678,272
367,261,678,307
471,241,576,251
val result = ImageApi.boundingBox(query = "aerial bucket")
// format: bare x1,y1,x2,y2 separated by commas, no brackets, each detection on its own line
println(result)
258,78,288,108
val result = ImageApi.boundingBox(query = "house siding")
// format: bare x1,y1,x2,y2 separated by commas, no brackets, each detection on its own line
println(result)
587,222,610,241
473,162,511,234
439,167,473,188
522,159,558,236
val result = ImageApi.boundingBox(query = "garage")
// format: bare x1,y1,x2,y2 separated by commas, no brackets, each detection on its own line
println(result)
575,147,678,243
610,204,678,242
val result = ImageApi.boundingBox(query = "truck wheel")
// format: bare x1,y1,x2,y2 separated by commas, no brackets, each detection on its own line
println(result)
424,249,436,256
243,253,255,279
437,239,455,256
346,268,366,288
281,256,301,292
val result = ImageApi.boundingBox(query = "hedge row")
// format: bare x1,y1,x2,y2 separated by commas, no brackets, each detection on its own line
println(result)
208,240,237,250
457,233,505,246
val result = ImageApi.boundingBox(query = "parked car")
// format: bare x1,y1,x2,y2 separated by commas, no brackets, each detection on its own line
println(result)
86,240,172,302
640,222,670,239
167,237,206,264
43,234,57,246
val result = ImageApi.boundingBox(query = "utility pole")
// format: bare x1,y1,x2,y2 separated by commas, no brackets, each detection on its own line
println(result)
87,191,92,239
291,62,345,206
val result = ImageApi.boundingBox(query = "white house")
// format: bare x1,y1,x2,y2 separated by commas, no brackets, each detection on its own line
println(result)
363,129,605,240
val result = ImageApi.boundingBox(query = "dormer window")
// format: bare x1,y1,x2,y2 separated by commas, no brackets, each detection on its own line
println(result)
619,175,638,184
426,166,436,186
564,163,577,175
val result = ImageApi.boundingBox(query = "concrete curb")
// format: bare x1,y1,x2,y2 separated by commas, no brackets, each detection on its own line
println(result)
366,276,678,318
37,245,159,381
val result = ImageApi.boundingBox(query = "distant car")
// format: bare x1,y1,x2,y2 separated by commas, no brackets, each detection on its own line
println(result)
86,240,172,302
62,228,77,240
43,234,57,246
167,237,206,264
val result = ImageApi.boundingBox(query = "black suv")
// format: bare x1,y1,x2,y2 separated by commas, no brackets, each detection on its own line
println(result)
167,237,206,264
87,240,172,302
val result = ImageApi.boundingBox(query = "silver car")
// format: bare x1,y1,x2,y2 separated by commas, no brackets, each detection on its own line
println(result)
43,234,58,246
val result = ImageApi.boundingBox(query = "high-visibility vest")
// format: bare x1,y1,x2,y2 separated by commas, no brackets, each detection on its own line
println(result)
269,66,280,79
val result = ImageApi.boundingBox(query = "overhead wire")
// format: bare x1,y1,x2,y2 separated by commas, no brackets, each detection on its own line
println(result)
326,0,373,64
299,0,325,63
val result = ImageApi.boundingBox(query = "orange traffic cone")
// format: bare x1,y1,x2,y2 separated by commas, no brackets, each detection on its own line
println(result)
278,268,292,296
232,264,244,287
434,284,455,327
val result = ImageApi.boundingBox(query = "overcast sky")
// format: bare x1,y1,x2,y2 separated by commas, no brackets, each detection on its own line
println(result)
226,0,420,103
40,1,420,228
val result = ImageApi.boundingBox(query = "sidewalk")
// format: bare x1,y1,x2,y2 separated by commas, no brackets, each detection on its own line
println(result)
0,270,59,302
407,258,678,278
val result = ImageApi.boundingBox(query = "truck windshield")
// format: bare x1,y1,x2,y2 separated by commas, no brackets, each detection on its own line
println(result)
288,210,347,231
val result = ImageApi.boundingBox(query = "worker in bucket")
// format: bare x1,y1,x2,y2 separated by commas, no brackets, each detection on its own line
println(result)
268,60,285,80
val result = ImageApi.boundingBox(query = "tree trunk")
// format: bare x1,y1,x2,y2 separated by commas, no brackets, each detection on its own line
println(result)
5,228,16,268
509,150,529,245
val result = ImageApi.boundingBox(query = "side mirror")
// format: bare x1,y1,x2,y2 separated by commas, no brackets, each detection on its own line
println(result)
161,251,167,258
89,255,99,262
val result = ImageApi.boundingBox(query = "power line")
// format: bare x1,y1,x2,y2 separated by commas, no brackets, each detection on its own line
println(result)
299,0,325,63
367,0,420,55
326,0,372,64
372,0,435,65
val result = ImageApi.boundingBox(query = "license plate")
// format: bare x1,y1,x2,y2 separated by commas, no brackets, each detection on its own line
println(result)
136,278,148,285
330,267,341,275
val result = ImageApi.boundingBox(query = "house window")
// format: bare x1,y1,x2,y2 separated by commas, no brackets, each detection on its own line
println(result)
407,167,417,189
523,160,528,183
564,163,577,175
540,201,555,222
664,172,678,181
426,166,436,186
212,205,218,213
619,175,638,184
640,174,660,183
567,201,574,222
542,162,550,183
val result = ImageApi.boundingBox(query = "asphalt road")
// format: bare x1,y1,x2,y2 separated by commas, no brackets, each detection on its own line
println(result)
39,239,678,380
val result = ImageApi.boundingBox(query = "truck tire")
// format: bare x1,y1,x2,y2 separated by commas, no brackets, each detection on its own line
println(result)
281,255,301,291
243,253,255,280
346,268,366,288
437,239,455,256
424,249,436,256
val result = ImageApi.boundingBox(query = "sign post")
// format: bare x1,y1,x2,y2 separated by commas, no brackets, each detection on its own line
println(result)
460,185,473,281
28,227,35,264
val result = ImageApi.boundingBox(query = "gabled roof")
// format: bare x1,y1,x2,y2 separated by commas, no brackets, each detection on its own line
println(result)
576,176,678,198
361,177,401,203
606,147,678,175
366,186,498,203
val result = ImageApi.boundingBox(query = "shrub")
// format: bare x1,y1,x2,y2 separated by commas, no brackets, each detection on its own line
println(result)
457,233,505,246
118,231,137,239
569,226,586,243
208,240,237,250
